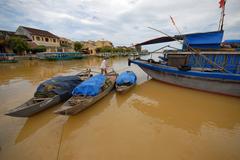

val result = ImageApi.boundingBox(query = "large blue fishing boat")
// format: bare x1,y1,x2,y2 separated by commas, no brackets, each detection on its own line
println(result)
129,1,240,97
37,52,84,60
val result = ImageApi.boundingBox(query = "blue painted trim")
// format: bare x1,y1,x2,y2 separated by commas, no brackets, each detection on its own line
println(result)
131,60,240,81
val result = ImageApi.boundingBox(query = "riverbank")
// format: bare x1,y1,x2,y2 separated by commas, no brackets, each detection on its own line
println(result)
12,52,149,61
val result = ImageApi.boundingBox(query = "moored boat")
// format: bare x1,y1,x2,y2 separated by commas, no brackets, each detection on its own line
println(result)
54,71,117,115
0,53,17,63
129,57,240,97
37,52,84,60
129,0,240,97
115,71,137,93
130,30,240,97
5,70,92,117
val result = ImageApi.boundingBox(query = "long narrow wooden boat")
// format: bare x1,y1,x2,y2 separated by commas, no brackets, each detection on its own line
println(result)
54,72,117,115
5,95,61,117
5,70,92,117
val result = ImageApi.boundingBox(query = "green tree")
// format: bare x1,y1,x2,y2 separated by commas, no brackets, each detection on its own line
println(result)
74,42,83,52
99,46,113,53
8,36,29,54
31,45,46,53
0,39,7,52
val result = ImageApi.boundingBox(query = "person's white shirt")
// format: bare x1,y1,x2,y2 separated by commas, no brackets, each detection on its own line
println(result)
100,59,108,69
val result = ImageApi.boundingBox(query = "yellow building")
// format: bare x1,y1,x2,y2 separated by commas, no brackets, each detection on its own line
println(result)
15,26,60,52
59,37,74,52
82,40,113,55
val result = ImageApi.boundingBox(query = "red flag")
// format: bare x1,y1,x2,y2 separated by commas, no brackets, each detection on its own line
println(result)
219,0,225,8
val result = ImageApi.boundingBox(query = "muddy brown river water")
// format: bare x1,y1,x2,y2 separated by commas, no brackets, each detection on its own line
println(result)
0,57,240,160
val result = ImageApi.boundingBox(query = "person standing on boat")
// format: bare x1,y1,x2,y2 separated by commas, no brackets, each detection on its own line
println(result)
100,57,109,74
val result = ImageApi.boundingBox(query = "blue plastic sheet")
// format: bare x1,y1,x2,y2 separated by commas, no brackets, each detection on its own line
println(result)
72,74,106,96
116,71,137,85
35,76,83,100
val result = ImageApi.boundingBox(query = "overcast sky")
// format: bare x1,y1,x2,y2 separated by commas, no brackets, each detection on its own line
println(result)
0,0,239,49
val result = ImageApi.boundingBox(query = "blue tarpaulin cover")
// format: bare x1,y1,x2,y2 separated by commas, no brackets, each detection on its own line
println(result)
183,31,224,49
116,71,137,85
35,76,83,100
72,74,106,96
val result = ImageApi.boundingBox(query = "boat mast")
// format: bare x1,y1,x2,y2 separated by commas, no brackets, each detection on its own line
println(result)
218,0,226,31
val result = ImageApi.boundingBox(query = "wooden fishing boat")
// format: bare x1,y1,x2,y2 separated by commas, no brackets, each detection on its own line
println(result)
129,1,240,97
130,31,240,97
130,57,240,97
115,71,137,93
115,83,135,93
54,72,117,115
5,95,61,117
5,70,92,117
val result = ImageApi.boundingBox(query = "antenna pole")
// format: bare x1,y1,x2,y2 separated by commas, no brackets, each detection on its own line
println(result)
170,16,182,35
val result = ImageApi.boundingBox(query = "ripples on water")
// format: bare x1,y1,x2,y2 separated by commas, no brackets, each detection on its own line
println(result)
0,57,240,160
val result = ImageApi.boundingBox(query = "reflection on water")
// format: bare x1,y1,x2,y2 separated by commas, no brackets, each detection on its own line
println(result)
0,57,240,160
15,103,61,144
131,80,240,132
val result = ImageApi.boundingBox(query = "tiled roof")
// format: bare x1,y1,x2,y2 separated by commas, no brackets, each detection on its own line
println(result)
22,26,59,39
0,30,15,36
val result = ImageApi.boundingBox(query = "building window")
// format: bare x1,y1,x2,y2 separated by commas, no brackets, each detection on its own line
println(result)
32,36,35,40
45,38,49,42
53,39,56,43
36,36,40,41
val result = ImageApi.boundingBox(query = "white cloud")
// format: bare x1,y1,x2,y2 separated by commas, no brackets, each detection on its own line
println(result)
0,0,239,49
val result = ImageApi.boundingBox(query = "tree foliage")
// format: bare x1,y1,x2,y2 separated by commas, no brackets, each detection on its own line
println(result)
96,46,113,53
31,45,46,53
8,36,29,54
74,42,83,52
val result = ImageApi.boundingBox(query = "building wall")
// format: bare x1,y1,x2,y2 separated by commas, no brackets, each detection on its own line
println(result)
60,37,74,52
95,40,113,48
16,26,60,52
32,35,60,47
82,40,113,55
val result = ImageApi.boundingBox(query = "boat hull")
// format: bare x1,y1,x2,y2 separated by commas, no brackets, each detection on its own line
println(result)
55,74,117,115
5,95,61,117
131,60,240,97
115,84,135,94
45,56,83,61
